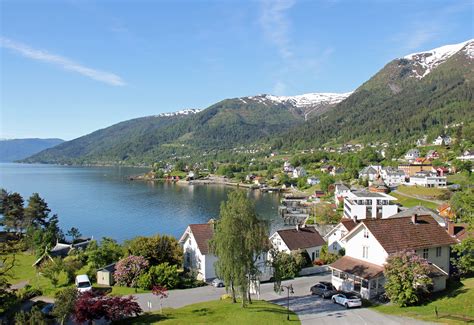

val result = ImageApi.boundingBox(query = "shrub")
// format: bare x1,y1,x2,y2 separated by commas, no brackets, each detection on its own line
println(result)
114,255,149,288
16,285,42,301
138,262,180,290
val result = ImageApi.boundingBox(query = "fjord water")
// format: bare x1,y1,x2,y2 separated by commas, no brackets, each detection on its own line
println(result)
0,163,281,242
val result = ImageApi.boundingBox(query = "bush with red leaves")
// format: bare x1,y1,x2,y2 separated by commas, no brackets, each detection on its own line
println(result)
74,291,142,323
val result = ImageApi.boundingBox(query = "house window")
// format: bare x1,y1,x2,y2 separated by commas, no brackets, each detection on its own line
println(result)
363,246,369,259
423,248,429,259
315,250,320,258
436,247,442,257
363,228,369,238
332,242,338,251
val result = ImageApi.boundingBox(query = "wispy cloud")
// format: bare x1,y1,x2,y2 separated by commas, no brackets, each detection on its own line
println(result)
400,24,441,52
260,0,295,59
0,37,125,86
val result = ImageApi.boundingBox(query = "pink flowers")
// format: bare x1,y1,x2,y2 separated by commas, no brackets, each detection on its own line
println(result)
114,255,149,287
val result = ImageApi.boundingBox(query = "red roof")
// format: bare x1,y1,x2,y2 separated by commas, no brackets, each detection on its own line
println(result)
188,224,214,255
330,256,384,279
340,219,357,232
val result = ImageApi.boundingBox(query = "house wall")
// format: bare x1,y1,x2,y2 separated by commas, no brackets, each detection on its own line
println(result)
203,254,218,281
183,232,208,281
344,226,388,266
327,225,348,254
432,276,447,292
414,246,451,274
270,233,291,254
305,245,323,261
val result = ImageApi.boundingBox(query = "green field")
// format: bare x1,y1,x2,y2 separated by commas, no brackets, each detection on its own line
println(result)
372,278,474,324
114,299,299,324
397,185,447,199
391,192,439,210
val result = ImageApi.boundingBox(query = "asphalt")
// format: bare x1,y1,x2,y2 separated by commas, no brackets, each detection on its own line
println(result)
133,273,433,324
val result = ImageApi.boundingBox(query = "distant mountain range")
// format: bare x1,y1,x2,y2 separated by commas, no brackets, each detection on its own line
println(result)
24,39,473,165
0,138,64,162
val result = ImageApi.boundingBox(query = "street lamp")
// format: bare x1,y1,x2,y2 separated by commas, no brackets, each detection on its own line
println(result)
281,284,294,321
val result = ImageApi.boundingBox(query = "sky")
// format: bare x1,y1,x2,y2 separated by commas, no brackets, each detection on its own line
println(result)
1,0,473,140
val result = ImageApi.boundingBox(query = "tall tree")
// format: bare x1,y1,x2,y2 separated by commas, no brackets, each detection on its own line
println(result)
0,191,25,233
24,193,51,228
210,191,268,307
53,287,79,325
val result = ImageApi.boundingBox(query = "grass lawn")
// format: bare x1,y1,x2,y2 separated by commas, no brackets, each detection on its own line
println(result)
391,192,439,210
114,299,299,324
372,277,474,324
447,173,473,185
397,185,447,199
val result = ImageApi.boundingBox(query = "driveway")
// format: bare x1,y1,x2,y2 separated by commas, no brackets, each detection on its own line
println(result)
133,273,433,324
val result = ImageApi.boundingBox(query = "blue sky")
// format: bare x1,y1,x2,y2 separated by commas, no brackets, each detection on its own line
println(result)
1,0,472,140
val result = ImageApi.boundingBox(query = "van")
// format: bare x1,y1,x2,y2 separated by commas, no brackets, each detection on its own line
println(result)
75,274,92,292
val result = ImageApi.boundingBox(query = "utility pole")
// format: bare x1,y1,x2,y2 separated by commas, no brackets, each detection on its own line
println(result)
281,284,294,321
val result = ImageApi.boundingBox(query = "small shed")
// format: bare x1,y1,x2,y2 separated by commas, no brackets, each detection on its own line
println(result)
97,263,116,286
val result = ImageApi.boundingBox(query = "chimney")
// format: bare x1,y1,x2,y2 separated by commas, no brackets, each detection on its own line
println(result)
296,224,299,231
411,214,418,224
354,216,358,223
447,220,455,237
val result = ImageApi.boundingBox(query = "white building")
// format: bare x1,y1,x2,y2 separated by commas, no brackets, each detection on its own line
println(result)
343,191,398,221
307,176,320,186
380,167,405,187
283,161,294,172
408,171,447,188
292,167,307,179
433,136,452,146
404,149,420,162
457,150,474,162
358,166,379,182
270,226,326,262
324,219,357,254
179,223,218,281
334,183,351,205
329,215,456,299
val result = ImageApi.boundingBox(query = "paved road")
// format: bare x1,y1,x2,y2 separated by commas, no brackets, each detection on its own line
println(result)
134,273,432,324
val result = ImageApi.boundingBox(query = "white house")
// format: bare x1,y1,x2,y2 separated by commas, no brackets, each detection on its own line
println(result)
408,171,447,188
457,150,474,162
270,226,326,262
433,136,452,146
334,183,351,205
324,219,357,254
307,176,320,186
343,191,398,221
358,166,379,182
292,167,307,179
179,223,218,281
404,149,420,162
329,214,457,299
283,161,294,172
380,167,405,187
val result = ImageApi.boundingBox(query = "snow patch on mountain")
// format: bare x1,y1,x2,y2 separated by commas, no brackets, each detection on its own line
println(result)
403,39,473,79
246,92,352,108
157,109,202,117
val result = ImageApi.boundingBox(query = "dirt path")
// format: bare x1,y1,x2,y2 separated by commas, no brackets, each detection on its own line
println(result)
393,190,444,205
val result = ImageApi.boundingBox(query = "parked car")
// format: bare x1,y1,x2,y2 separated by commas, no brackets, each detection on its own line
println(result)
332,293,362,308
75,274,92,292
211,278,224,287
310,281,337,298
40,303,55,318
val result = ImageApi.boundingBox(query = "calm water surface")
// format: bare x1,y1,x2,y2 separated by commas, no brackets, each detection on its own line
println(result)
0,163,281,242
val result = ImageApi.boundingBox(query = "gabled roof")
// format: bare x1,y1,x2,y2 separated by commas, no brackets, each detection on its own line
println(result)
276,227,325,250
357,216,457,254
185,224,214,255
388,206,445,226
340,219,358,232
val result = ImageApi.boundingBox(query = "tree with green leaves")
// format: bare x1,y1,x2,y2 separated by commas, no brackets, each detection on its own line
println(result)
210,191,269,307
450,188,474,224
451,237,474,276
0,190,25,233
86,237,123,269
384,250,432,307
66,227,82,243
53,287,78,325
319,174,335,193
24,193,51,228
125,234,182,266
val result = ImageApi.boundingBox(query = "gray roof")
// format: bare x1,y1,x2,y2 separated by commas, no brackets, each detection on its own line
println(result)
388,206,445,226
351,191,388,198
360,166,378,175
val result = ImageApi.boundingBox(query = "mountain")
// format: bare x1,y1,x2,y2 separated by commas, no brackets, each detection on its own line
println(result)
275,39,474,149
0,138,64,162
24,92,349,165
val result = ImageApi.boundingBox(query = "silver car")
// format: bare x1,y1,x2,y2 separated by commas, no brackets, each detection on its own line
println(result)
211,278,224,287
332,293,362,308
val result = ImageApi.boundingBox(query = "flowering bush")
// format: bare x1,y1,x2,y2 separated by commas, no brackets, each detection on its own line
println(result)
384,250,432,306
114,255,149,288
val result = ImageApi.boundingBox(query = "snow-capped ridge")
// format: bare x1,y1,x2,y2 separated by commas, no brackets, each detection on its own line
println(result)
403,39,473,79
157,108,202,117
245,92,352,108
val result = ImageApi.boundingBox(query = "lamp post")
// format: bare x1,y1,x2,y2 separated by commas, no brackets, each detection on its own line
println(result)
281,284,294,321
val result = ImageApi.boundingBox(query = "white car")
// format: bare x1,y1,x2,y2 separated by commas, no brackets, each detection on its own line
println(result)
332,293,362,308
75,274,92,292
211,278,225,287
